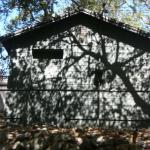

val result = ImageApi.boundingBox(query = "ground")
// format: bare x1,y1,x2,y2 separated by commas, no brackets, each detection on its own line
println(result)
0,114,150,150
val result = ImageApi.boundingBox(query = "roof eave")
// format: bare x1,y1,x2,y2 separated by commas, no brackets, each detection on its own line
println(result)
0,11,149,52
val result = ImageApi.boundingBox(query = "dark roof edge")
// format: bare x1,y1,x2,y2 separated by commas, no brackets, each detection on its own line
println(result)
0,9,150,52
1,9,149,40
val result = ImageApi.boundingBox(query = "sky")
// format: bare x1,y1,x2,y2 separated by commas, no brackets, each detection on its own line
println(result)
0,0,72,36
0,0,149,36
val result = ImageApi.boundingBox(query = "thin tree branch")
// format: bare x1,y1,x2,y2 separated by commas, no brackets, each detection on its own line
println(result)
71,0,80,7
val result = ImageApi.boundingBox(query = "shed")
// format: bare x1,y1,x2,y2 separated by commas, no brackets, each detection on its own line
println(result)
0,9,150,127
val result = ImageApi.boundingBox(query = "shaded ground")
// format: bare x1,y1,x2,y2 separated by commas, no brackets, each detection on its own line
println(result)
1,113,150,150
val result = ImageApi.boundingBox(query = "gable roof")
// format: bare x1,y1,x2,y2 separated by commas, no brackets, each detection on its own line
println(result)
0,9,149,52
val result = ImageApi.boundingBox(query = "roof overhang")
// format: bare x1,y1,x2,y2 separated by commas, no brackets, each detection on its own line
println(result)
0,10,149,53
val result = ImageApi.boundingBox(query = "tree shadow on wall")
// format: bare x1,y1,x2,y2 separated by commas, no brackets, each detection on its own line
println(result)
6,26,150,128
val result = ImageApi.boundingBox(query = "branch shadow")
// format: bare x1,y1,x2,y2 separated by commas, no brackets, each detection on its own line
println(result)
5,26,150,128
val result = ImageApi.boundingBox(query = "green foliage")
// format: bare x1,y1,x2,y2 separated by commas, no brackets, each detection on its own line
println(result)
0,0,149,32
1,0,58,32
72,0,149,31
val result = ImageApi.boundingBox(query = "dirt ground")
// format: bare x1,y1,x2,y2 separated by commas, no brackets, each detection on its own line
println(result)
1,125,150,149
0,114,150,150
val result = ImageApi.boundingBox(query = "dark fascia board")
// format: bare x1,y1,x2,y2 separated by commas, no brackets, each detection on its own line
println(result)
0,11,150,53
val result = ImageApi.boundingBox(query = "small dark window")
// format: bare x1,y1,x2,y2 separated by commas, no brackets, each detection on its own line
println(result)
32,49,64,59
